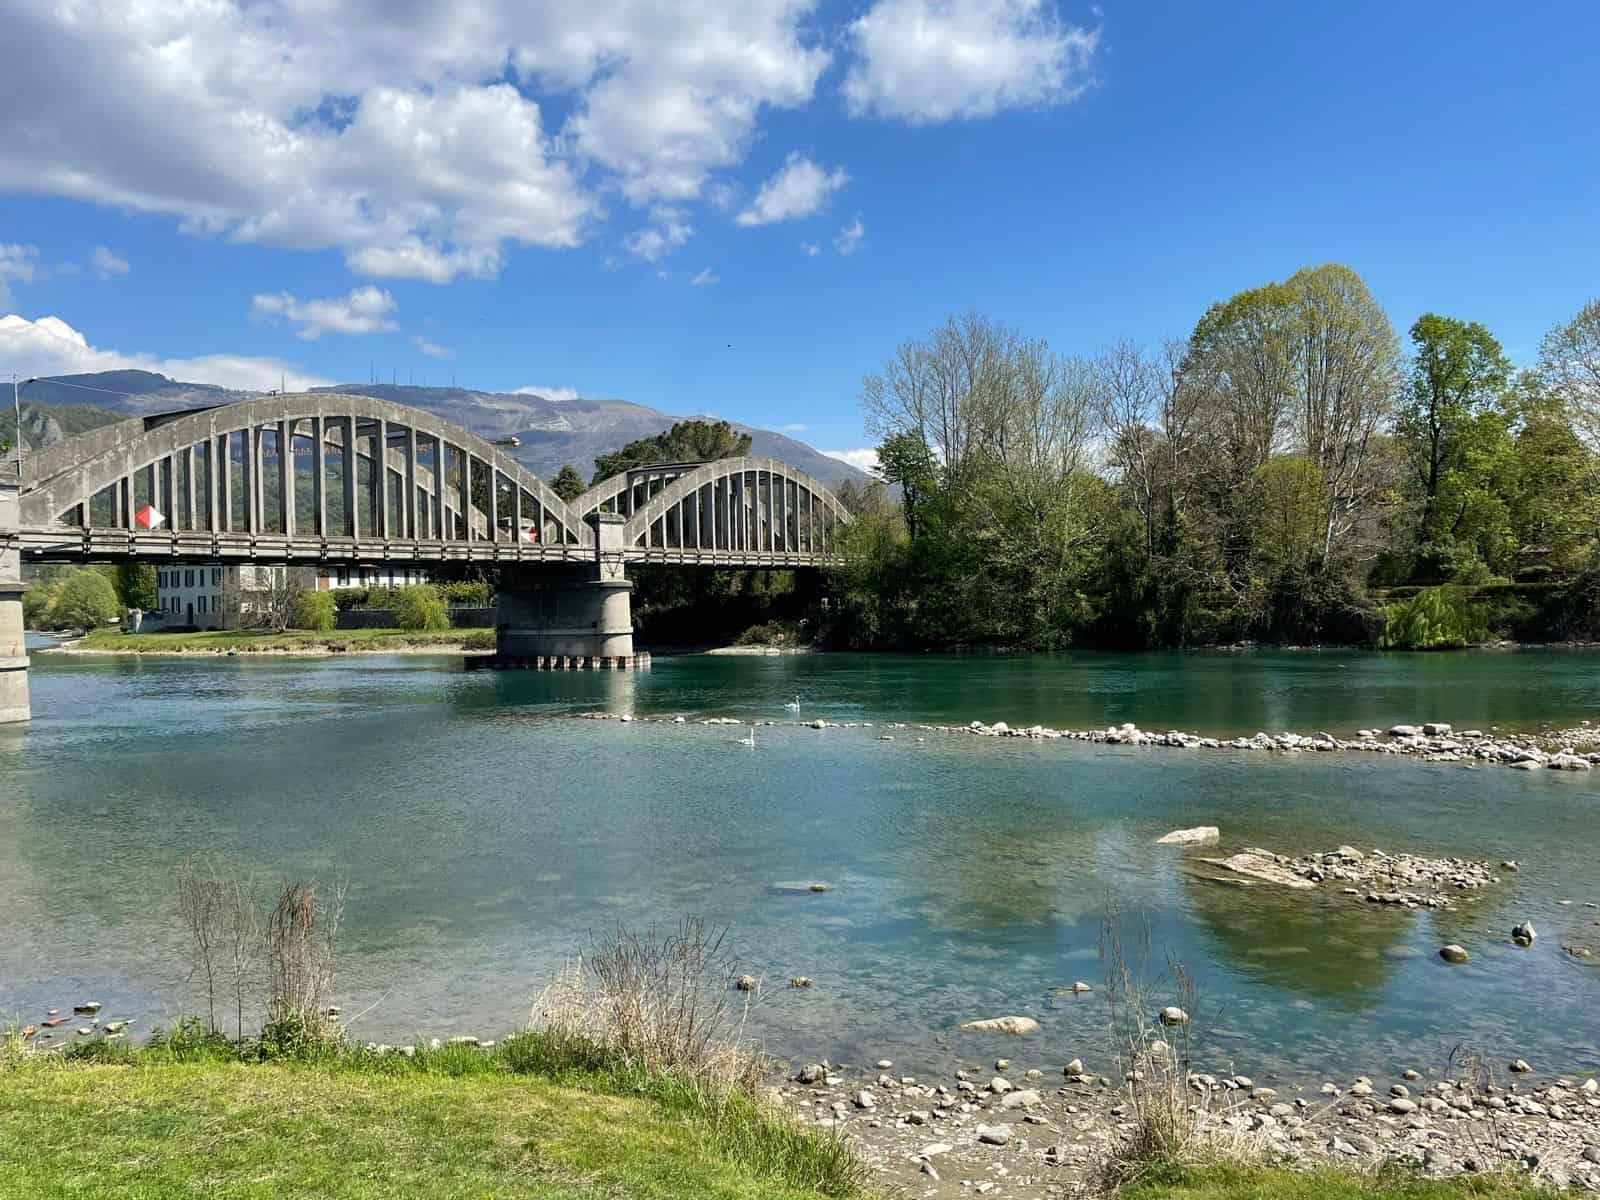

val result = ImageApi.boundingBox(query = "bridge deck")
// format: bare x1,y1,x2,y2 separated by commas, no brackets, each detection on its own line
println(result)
12,526,840,569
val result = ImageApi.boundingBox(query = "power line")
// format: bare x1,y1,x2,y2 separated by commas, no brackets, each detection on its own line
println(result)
17,375,169,400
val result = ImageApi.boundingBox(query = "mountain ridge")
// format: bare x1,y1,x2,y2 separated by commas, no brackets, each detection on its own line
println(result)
13,371,867,485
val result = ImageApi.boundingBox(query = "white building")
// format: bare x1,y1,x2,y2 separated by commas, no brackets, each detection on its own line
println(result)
153,563,432,629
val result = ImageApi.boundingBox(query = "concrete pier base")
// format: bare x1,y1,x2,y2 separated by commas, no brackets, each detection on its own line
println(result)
0,480,30,724
480,512,645,671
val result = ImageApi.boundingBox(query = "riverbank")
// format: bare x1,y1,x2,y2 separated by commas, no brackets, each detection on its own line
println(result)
36,627,495,656
9,1028,1587,1198
771,1044,1598,1196
0,1039,858,1200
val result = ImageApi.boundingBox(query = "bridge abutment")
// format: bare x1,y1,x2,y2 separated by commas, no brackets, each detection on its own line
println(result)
472,512,650,671
1,479,31,724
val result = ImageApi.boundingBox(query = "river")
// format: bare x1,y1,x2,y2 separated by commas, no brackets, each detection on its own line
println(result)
3,648,1598,1082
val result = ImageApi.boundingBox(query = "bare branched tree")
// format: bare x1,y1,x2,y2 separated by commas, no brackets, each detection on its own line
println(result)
266,876,347,1027
1540,297,1600,445
176,854,224,1033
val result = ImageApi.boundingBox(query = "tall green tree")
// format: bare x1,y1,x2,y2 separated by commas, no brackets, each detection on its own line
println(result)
550,464,585,503
875,432,936,539
114,563,158,611
1539,297,1600,443
592,420,751,483
1397,314,1511,511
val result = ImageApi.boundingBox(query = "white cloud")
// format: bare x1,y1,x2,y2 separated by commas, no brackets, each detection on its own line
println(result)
843,0,1099,124
623,209,694,262
825,448,880,474
90,245,129,278
0,2,834,281
782,422,809,432
800,241,821,257
513,385,581,402
735,153,849,226
412,335,453,359
0,313,327,392
251,286,398,340
834,216,866,255
691,267,720,286
0,243,39,309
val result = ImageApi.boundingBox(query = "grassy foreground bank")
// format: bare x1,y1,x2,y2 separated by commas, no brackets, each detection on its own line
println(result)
58,626,495,653
0,1031,859,1200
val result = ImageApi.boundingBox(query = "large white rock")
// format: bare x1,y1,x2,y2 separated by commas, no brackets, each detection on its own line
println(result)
1157,826,1220,846
959,1016,1040,1036
1207,850,1317,890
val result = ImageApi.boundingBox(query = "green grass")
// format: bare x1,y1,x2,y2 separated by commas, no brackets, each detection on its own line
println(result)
0,1030,862,1200
66,626,495,653
1121,1163,1560,1200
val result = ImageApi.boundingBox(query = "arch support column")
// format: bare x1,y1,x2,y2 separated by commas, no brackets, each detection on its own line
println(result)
0,479,31,724
472,512,647,670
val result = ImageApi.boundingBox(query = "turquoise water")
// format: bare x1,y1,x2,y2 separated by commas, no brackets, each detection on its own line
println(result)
3,649,1598,1081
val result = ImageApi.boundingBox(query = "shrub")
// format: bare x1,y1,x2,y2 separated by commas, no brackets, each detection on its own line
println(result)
393,584,449,631
533,918,765,1092
265,877,346,1039
1379,585,1490,649
437,579,492,606
47,569,121,630
290,589,336,632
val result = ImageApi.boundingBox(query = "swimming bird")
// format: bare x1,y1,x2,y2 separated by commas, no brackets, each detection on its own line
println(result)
738,723,757,747
784,694,801,712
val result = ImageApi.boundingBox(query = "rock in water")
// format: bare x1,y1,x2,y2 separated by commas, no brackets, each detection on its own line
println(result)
735,974,758,991
1157,826,1220,845
960,1016,1040,1036
1439,944,1470,964
1208,850,1318,889
1512,921,1536,946
1159,1006,1190,1027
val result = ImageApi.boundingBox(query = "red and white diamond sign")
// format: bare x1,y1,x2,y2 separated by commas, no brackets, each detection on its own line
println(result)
523,524,539,543
135,505,165,530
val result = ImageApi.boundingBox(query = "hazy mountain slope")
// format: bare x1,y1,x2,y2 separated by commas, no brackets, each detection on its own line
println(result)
13,372,866,485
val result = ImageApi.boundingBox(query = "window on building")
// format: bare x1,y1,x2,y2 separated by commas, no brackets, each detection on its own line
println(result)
212,568,221,586
198,596,206,614
337,568,349,586
185,569,194,587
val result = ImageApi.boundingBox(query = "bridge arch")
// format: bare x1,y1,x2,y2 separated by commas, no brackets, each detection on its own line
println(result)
19,393,590,547
621,457,852,560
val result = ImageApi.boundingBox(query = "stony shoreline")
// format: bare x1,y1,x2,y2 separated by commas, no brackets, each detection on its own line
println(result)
582,712,1600,774
771,1044,1600,1196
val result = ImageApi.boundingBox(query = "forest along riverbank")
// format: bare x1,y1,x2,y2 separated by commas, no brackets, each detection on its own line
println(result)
578,713,1600,774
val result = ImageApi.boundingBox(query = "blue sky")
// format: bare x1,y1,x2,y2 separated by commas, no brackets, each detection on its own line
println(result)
1,0,1596,468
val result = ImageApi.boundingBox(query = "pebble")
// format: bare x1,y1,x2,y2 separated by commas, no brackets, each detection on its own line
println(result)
976,1125,1011,1146
1439,944,1470,964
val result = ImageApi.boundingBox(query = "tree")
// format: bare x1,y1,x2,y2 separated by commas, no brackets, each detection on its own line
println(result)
875,431,936,539
1539,297,1600,443
48,570,121,630
592,420,751,483
1397,313,1511,510
114,563,158,611
1245,457,1327,578
550,464,585,503
394,584,450,631
290,589,336,632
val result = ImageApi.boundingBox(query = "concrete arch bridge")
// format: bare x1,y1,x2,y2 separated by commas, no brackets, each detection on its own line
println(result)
1,393,852,722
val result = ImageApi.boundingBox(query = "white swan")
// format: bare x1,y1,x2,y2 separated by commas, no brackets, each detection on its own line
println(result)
738,723,757,747
784,694,801,712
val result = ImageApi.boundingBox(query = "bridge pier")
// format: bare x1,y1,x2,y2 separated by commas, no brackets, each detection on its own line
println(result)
472,512,650,671
1,479,31,724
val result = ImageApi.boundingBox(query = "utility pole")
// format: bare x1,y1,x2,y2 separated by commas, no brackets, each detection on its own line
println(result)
11,375,21,482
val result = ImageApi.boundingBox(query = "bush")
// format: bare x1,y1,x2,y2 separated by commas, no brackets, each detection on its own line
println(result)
1379,585,1490,649
393,584,449,631
47,569,122,631
290,589,336,632
437,579,492,606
